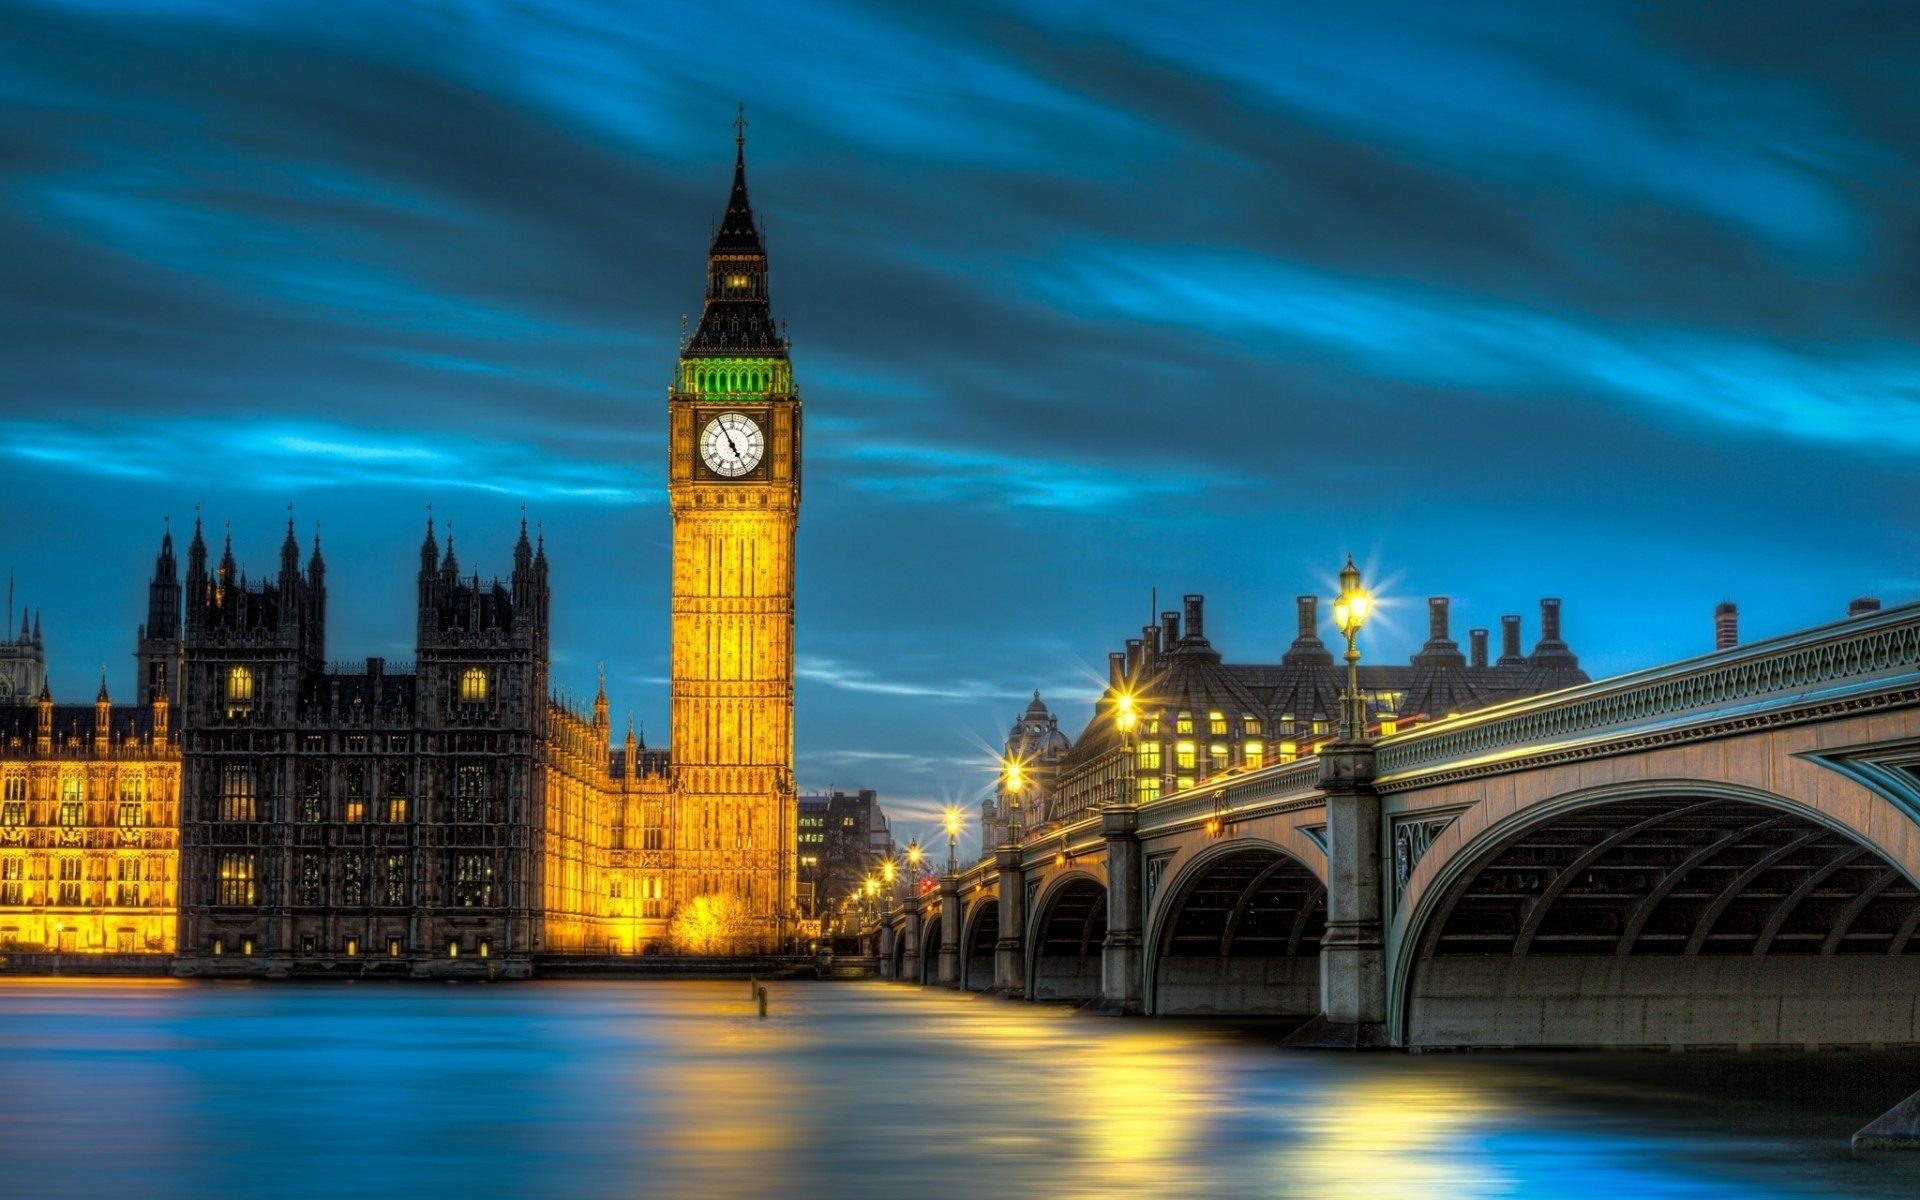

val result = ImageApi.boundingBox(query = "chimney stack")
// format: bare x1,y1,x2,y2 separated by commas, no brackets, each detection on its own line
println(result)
1469,628,1488,669
1296,595,1318,641
1161,610,1180,648
1108,651,1126,688
1714,602,1738,651
1539,598,1562,643
1499,615,1524,666
1849,597,1883,618
1183,594,1205,641
1428,597,1450,642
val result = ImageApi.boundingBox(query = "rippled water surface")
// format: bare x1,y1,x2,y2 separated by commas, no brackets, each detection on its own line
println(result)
4,978,1920,1198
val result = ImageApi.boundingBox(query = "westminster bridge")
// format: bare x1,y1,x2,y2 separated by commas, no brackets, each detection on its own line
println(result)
875,600,1920,1050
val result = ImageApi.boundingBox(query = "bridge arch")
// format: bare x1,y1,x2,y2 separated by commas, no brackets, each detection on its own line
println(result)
917,907,943,986
1393,779,1920,1049
1025,871,1107,1004
961,896,999,992
1143,839,1325,1017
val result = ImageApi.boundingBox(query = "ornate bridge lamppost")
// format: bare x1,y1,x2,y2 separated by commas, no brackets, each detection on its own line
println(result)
995,756,1029,997
944,807,963,875
1002,757,1026,846
1333,554,1372,742
1100,682,1147,1012
1300,551,1390,1047
940,807,964,988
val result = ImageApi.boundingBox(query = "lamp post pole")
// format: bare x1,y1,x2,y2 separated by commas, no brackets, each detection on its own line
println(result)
940,808,963,988
1298,552,1389,1047
1100,686,1145,1013
994,758,1028,997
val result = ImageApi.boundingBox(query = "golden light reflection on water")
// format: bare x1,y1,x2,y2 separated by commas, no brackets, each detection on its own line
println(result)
1287,1073,1507,1200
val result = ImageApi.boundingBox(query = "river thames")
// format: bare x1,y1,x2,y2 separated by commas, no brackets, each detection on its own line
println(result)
4,978,1920,1199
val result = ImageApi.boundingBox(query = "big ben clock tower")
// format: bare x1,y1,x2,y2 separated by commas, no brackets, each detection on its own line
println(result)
666,114,799,949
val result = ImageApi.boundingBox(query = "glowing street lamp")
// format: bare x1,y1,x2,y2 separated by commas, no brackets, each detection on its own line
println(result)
1333,554,1372,741
943,806,963,875
1114,687,1139,805
1002,756,1026,846
882,856,897,909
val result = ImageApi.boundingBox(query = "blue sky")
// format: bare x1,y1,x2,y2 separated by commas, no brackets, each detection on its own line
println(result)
3,0,1917,852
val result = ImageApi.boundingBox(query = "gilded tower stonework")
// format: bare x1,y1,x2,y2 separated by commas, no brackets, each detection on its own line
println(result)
665,125,800,948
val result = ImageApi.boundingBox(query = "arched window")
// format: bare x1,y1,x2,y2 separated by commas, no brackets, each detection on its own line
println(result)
460,668,487,703
226,666,254,717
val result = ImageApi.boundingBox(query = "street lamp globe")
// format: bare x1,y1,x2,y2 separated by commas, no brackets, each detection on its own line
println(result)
1334,554,1372,740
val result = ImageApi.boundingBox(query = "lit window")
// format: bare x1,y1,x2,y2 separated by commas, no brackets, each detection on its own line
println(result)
726,273,751,291
1136,777,1161,804
345,799,365,824
1209,711,1227,735
0,801,21,828
1175,742,1196,770
478,939,491,959
1278,741,1298,763
59,778,82,827
456,764,487,821
448,940,460,958
1312,719,1328,736
1209,743,1229,769
220,765,256,822
217,853,255,905
387,766,409,823
385,854,407,906
345,937,359,957
115,857,142,906
56,857,82,905
1175,776,1194,792
1244,741,1264,770
299,855,322,905
454,854,492,907
226,666,254,716
460,668,487,703
1379,717,1399,736
212,938,224,956
1137,741,1162,772
1175,711,1194,735
388,938,402,957
343,856,366,906
1146,714,1161,735
1242,714,1262,736
0,858,21,905
1280,713,1295,733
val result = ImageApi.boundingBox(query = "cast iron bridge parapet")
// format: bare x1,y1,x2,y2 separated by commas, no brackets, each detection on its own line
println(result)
1372,601,1920,782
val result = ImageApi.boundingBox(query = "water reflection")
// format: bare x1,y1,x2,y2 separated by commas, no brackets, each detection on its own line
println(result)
0,979,1917,1199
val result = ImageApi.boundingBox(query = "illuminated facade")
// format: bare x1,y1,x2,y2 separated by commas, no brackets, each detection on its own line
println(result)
0,561,179,955
1038,593,1590,827
167,517,662,975
665,125,800,949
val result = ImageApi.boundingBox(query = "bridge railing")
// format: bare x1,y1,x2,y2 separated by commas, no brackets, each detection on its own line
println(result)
1374,600,1920,780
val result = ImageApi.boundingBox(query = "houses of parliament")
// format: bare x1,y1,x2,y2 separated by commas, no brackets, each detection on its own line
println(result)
0,131,800,975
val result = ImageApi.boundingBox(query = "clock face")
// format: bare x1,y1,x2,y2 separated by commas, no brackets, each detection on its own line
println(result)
699,412,765,477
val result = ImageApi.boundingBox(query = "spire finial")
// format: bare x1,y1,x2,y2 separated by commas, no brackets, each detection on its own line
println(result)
734,102,747,158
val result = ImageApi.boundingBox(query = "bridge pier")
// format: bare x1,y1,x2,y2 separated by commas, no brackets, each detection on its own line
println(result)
901,901,924,985
1290,741,1389,1048
994,845,1026,998
878,920,897,979
1099,804,1144,1013
938,873,960,987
